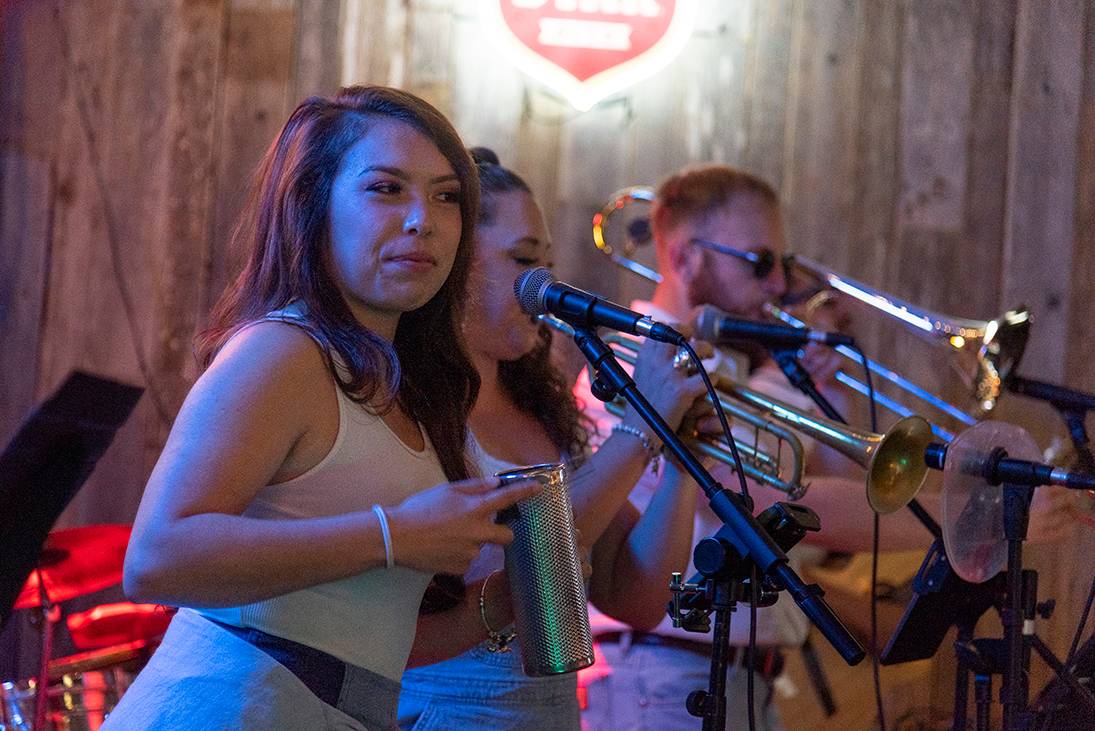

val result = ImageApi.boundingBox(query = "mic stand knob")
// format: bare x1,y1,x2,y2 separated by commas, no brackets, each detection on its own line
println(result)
589,372,620,403
667,571,713,633
687,690,713,719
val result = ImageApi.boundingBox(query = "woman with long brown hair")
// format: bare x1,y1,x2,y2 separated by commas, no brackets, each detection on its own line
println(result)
105,87,537,730
397,148,710,730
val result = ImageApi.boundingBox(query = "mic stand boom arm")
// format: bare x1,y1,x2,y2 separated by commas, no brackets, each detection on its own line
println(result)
570,326,866,668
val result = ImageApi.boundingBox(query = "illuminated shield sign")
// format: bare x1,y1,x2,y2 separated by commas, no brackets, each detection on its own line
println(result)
481,1,698,111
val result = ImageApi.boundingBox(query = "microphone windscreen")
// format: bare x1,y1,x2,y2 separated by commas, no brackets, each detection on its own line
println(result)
695,304,729,342
514,267,553,317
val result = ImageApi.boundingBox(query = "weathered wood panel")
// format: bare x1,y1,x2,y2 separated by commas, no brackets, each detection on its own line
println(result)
2,0,1094,722
36,2,178,525
1003,0,1086,385
0,0,58,447
782,0,864,275
204,1,299,313
740,0,795,190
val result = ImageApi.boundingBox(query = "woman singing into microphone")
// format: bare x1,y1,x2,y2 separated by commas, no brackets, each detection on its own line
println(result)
397,148,713,730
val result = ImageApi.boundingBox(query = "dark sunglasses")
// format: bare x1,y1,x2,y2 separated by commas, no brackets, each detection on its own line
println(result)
689,238,794,280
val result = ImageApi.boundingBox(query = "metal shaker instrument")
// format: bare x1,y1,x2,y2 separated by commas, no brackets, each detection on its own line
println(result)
495,462,594,676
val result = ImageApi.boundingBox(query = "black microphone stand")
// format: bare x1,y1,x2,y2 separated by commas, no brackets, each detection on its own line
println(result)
569,326,865,731
920,444,1095,730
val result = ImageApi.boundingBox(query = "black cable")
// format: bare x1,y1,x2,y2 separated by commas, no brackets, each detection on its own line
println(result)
680,339,755,730
854,344,887,731
748,565,758,731
680,340,750,500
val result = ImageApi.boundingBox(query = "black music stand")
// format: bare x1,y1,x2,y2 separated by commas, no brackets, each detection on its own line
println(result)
880,539,1001,666
0,371,143,628
881,540,1095,730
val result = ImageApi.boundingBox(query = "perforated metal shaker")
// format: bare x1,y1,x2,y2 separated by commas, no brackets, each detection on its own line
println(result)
495,462,594,676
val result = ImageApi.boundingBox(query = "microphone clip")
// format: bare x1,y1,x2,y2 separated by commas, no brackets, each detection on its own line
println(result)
589,373,621,404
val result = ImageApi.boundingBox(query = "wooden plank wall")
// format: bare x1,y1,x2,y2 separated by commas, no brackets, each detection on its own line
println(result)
1,0,1092,724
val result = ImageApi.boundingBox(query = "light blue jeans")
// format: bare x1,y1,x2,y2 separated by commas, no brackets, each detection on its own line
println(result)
579,640,785,731
398,639,579,730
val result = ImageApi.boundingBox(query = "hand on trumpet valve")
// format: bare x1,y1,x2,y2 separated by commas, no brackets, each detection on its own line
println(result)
621,331,714,442
679,394,721,440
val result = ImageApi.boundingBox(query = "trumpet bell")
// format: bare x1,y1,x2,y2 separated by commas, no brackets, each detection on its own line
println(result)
865,416,935,514
723,381,933,513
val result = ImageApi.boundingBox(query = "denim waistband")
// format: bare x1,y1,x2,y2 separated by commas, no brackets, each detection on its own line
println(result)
207,617,345,706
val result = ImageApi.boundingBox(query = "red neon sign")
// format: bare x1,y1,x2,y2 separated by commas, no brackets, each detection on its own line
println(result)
483,1,698,110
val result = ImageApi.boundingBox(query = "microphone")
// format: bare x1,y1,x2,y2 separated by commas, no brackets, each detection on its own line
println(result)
924,442,1095,490
695,305,855,348
514,267,684,344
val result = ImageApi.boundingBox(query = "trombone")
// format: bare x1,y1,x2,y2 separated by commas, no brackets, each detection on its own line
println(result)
545,314,934,512
591,186,1031,442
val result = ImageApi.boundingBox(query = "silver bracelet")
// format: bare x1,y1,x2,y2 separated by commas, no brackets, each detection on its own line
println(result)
612,423,662,470
479,570,516,653
371,504,394,569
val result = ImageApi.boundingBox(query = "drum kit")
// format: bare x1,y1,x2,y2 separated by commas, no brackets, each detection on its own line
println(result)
1,525,173,731
0,372,148,731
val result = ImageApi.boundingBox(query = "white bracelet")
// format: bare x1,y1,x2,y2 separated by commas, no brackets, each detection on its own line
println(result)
371,504,394,569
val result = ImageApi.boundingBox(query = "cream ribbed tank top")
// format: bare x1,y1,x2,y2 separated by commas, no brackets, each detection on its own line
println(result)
198,306,445,681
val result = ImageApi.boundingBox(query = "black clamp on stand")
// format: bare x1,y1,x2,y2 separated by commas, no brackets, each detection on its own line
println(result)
569,325,865,731
667,503,822,723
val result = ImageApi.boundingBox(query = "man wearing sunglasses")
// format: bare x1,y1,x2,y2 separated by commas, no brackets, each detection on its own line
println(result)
580,165,932,730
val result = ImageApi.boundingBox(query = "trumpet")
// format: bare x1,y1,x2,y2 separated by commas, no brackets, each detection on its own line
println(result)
591,186,1031,442
546,314,934,512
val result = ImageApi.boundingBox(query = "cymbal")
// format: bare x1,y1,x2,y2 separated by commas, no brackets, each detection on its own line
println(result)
47,639,154,680
942,421,1041,584
13,525,132,609
66,601,174,650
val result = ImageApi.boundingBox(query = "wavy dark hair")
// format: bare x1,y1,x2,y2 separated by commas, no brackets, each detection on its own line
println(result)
196,86,480,485
470,147,591,461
